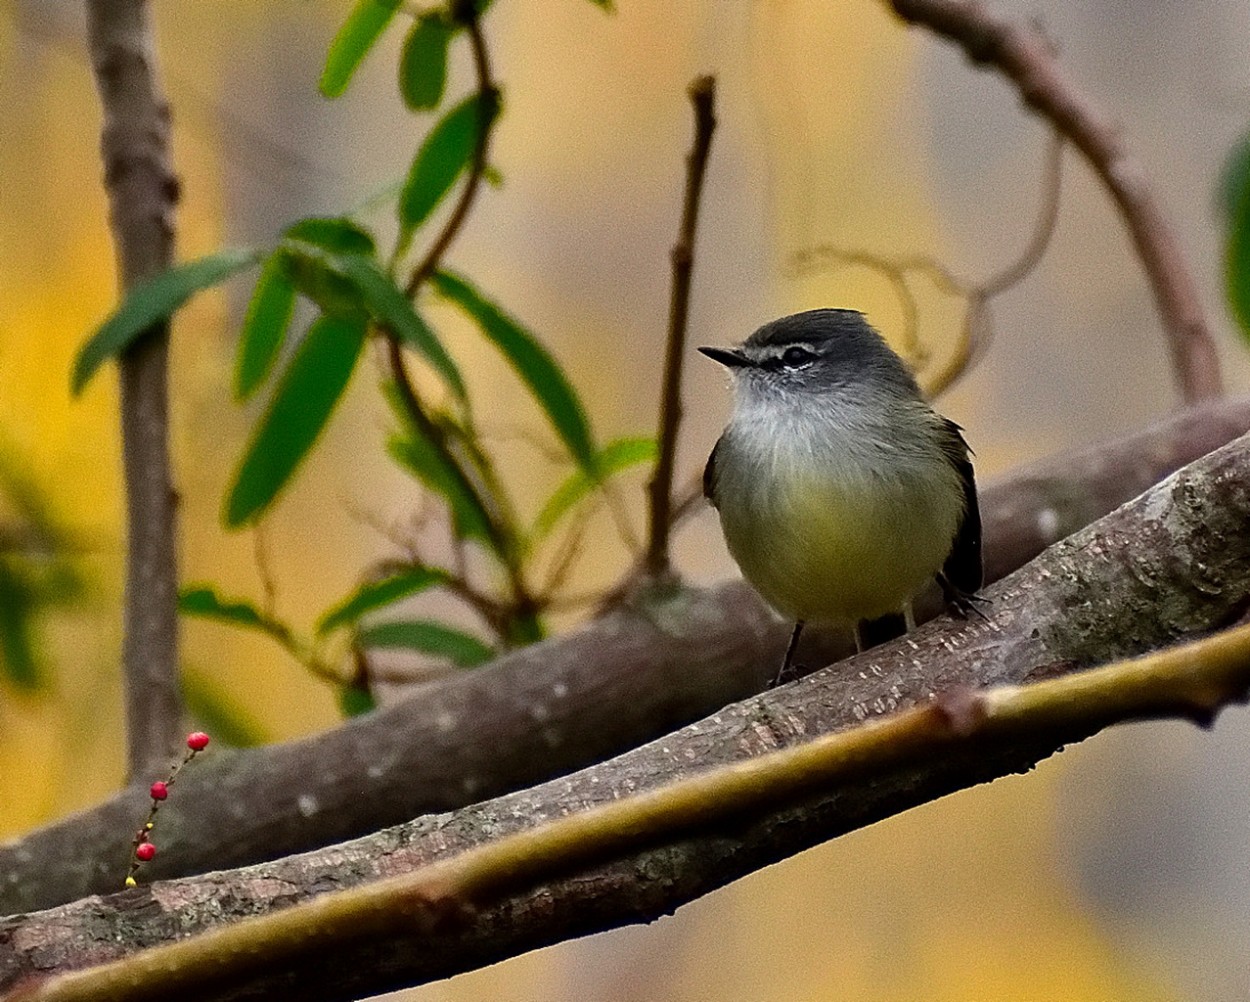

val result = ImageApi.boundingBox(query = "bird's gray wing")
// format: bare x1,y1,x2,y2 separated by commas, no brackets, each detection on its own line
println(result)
937,420,982,597
703,436,722,509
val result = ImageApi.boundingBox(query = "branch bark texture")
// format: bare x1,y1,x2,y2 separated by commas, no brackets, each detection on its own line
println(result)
5,421,1250,1000
18,624,1250,1002
887,0,1223,403
2,399,1249,920
86,0,182,779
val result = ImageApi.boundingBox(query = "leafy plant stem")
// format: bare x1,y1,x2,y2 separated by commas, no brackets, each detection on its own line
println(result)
381,3,535,641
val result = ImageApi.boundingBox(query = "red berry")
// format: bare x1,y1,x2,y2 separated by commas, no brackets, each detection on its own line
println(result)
186,732,210,751
135,842,156,862
150,781,168,801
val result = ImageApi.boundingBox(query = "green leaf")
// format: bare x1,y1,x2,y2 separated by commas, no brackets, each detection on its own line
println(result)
1218,131,1250,224
1224,131,1250,338
338,683,377,717
317,566,450,636
333,254,466,399
224,313,368,527
532,436,656,542
400,14,453,110
73,248,260,394
358,619,494,667
387,432,492,542
235,256,297,401
0,558,41,690
433,270,597,472
182,669,267,747
399,92,498,245
319,0,400,98
586,0,615,8
285,217,377,257
179,585,278,634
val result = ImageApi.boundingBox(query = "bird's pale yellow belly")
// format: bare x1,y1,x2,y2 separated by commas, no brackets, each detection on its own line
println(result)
719,463,962,624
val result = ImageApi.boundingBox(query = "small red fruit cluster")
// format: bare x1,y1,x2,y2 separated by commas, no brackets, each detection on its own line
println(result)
125,731,211,889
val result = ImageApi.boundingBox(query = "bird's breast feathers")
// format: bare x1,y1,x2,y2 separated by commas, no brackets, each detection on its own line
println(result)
713,408,965,622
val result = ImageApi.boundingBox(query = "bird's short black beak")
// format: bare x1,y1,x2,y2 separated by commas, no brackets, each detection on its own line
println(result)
698,346,752,369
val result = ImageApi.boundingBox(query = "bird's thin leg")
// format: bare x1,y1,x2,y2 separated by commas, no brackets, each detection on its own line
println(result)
903,602,916,633
852,621,865,654
771,620,805,688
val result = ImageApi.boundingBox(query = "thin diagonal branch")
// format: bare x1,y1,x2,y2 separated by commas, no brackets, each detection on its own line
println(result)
645,75,717,576
85,0,183,780
887,0,1222,403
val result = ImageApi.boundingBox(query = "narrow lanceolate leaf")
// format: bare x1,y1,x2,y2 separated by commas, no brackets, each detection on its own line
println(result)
319,0,399,98
316,566,450,636
73,248,261,394
358,619,494,667
284,217,377,257
235,255,297,400
399,92,498,245
400,14,453,110
178,585,283,637
532,436,657,543
333,254,466,399
278,219,379,318
224,313,368,527
387,433,493,542
1226,145,1250,338
433,270,597,473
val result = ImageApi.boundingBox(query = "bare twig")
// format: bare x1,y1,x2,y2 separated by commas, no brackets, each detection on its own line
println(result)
85,0,183,780
22,621,1250,1002
792,130,1064,399
886,0,1222,403
644,75,717,577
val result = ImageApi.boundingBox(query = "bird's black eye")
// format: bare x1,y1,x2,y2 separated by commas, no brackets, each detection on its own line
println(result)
781,346,815,367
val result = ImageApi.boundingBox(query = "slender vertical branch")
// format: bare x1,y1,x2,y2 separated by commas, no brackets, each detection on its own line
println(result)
645,75,717,577
85,0,183,779
886,0,1223,403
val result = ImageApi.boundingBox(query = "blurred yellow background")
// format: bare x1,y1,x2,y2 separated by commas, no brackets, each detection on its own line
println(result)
4,0,1250,999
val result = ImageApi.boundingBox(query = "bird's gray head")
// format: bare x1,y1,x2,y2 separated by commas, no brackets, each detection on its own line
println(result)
698,309,920,403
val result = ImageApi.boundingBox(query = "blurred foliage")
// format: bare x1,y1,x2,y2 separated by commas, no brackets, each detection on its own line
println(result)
1223,129,1250,337
75,0,639,717
0,448,86,693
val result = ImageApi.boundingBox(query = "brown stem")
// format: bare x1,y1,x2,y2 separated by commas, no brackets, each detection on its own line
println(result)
887,0,1223,403
382,5,528,630
85,0,183,780
645,75,717,576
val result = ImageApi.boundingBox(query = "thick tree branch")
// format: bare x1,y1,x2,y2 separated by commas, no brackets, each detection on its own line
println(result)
15,622,1250,1002
6,425,1250,1000
886,0,1223,403
85,0,183,780
645,75,717,575
1,398,1248,920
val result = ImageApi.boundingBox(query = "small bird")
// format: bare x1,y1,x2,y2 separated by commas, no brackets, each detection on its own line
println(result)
700,309,982,684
